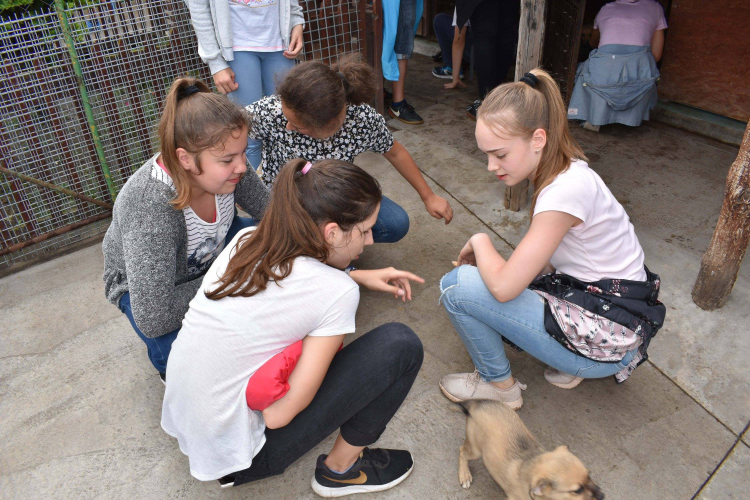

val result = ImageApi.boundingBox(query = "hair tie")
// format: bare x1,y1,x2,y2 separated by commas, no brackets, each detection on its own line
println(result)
336,71,349,91
519,73,539,89
301,162,313,174
178,84,201,100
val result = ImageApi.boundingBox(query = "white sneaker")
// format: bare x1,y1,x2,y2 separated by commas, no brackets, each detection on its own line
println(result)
544,367,583,389
582,121,600,132
439,370,527,410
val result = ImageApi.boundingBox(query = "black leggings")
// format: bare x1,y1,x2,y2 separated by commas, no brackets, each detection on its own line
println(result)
470,0,520,99
233,322,424,486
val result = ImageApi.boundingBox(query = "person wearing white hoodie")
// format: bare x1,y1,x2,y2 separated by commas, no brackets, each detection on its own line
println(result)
184,0,305,168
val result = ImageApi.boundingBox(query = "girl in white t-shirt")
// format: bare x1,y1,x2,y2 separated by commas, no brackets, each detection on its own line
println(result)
162,159,424,496
439,68,663,410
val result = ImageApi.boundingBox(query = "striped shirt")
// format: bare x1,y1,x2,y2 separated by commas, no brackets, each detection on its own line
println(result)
151,164,235,278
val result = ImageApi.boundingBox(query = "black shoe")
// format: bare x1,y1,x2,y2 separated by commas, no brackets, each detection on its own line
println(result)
466,99,481,121
217,474,235,488
389,101,424,125
383,88,393,102
159,372,166,386
311,448,413,497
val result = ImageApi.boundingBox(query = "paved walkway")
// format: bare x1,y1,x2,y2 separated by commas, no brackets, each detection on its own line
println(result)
1,55,748,499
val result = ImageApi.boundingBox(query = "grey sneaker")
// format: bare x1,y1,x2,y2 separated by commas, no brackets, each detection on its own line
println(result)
544,367,583,389
439,370,527,410
582,121,600,132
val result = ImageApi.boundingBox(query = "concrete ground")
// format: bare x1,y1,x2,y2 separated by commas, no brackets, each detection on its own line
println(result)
2,54,749,499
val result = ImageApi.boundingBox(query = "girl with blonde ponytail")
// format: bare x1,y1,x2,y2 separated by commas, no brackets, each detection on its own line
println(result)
439,68,665,410
102,77,270,380
162,159,424,495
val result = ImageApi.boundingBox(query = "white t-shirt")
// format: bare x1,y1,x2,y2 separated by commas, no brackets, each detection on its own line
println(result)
230,0,284,52
161,228,360,481
534,160,646,282
151,160,235,278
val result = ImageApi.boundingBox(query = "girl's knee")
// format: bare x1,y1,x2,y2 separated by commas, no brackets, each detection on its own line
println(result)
439,265,482,308
391,208,410,242
380,322,424,367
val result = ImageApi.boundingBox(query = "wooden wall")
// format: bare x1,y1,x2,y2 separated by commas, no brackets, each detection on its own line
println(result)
658,0,750,121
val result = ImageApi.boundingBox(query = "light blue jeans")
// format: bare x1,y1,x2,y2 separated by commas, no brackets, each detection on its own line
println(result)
228,51,295,168
440,265,636,383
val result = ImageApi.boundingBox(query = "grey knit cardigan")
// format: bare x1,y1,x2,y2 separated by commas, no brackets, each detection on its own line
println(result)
102,155,269,338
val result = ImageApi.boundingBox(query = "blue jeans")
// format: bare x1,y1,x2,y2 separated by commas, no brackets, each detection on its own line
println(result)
119,216,257,374
440,265,636,382
433,12,472,68
228,51,295,168
373,196,410,243
394,0,417,59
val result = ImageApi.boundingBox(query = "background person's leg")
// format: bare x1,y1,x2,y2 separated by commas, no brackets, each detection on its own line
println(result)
469,0,502,99
232,322,423,485
228,52,264,168
433,12,455,68
118,292,178,374
258,50,295,97
372,196,410,243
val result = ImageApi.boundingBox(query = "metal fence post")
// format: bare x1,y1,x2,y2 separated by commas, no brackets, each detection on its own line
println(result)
53,0,118,203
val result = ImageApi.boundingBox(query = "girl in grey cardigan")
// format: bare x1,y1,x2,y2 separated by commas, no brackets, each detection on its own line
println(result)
103,78,269,380
184,0,305,169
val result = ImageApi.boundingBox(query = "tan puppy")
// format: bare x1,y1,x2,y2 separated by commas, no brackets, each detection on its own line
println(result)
458,400,604,500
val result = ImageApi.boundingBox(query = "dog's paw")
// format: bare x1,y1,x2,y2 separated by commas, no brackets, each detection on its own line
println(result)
458,469,473,489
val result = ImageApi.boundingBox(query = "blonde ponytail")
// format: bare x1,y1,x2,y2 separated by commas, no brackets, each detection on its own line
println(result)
477,68,587,212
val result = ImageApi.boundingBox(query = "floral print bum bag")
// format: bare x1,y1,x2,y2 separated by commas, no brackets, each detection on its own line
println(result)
528,268,666,382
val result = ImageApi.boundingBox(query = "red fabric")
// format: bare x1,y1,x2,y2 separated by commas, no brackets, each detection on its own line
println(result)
246,341,303,411
245,340,343,411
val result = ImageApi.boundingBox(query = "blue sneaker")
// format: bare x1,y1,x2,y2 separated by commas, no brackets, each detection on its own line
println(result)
432,66,464,80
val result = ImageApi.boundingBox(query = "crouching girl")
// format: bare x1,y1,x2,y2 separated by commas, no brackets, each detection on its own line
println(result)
161,159,424,496
247,55,454,243
103,78,269,381
439,69,665,410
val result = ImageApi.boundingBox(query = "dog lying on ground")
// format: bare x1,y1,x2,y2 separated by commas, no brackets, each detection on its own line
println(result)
457,400,604,500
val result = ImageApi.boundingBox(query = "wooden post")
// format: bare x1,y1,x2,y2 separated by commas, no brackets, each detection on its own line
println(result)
692,121,750,310
505,0,547,211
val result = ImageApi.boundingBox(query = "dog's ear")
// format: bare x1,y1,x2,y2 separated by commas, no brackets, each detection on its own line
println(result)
530,479,552,498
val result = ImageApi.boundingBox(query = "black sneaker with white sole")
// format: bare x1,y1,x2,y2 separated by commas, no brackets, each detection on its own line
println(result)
388,101,424,125
311,448,413,497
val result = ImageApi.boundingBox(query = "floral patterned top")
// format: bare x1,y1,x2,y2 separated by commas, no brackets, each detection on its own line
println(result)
247,95,395,186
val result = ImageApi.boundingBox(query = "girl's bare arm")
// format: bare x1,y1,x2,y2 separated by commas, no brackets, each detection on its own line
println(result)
462,211,580,302
261,334,345,428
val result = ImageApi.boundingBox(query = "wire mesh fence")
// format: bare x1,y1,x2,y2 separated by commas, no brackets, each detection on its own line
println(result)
0,0,368,272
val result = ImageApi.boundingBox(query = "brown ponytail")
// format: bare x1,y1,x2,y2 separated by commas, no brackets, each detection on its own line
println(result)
477,68,587,212
205,158,382,300
157,77,250,209
277,53,376,131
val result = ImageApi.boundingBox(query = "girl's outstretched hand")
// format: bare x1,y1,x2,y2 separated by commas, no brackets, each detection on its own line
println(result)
444,79,466,90
456,237,477,267
284,25,304,59
349,268,425,302
424,193,454,224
